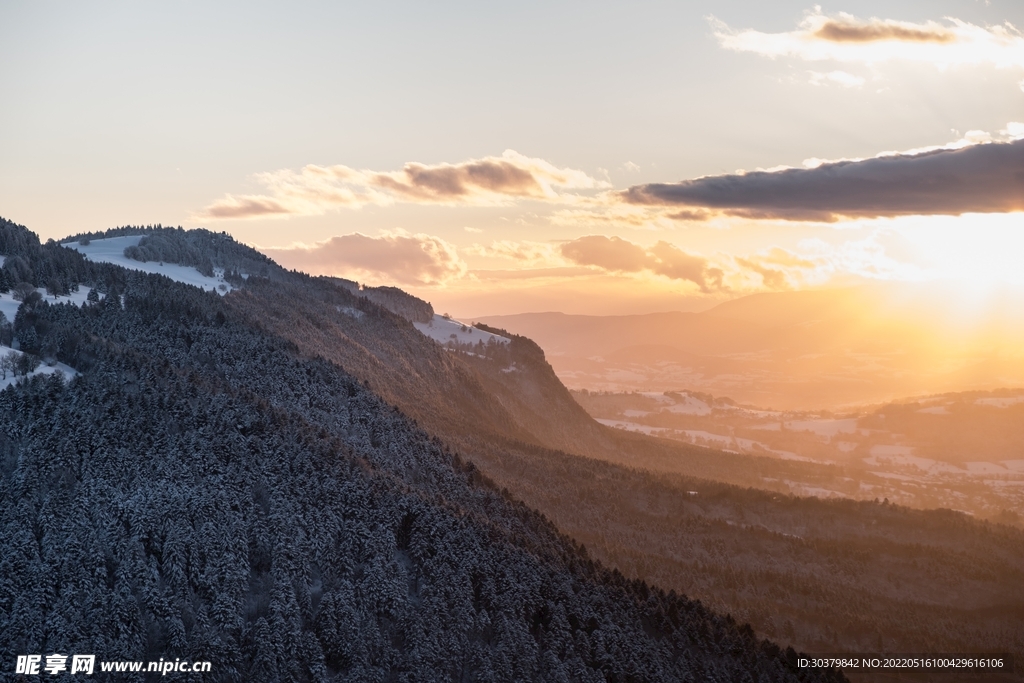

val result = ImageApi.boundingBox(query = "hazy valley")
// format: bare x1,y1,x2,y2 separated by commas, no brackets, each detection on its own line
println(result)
476,288,1024,411
572,387,1024,524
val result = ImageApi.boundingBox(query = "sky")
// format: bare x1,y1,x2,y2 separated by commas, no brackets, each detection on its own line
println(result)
2,0,1023,317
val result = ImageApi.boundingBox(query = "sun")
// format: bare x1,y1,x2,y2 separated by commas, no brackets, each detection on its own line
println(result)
890,213,1024,289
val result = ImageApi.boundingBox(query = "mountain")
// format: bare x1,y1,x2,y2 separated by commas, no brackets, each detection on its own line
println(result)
4,218,1023,681
475,288,1024,409
0,218,845,682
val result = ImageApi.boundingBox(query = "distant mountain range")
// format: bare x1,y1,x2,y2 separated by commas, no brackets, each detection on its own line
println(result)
476,287,1024,409
2,217,1021,681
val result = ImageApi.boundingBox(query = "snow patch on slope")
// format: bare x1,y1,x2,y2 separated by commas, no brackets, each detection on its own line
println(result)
0,293,22,323
414,315,509,346
0,345,78,391
665,395,712,415
336,306,364,319
0,287,101,322
595,419,810,461
64,236,236,295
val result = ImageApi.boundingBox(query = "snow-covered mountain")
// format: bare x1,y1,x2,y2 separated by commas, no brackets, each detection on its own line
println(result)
65,234,238,294
0,217,855,682
2,217,1022,679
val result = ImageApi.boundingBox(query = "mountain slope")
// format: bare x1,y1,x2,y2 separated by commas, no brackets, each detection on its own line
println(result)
8,221,1023,680
202,230,1024,673
0,217,843,681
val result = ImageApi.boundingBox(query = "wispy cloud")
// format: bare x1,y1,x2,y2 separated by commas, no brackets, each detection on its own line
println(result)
559,235,725,292
735,257,790,289
264,231,467,285
549,196,712,231
712,10,1024,69
197,151,608,220
734,248,820,289
622,136,1024,221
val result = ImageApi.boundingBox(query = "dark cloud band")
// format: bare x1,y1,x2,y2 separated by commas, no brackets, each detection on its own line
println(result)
622,140,1024,221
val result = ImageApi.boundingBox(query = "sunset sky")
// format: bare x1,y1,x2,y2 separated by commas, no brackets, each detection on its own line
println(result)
2,0,1023,316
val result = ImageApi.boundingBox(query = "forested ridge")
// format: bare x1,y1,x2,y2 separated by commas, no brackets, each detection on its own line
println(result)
5,219,1023,681
0,216,846,681
218,228,1024,677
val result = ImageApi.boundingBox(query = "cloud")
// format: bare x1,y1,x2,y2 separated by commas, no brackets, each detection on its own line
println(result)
264,231,467,286
735,257,790,289
813,17,955,44
203,196,293,219
549,201,711,231
712,10,1024,70
796,232,926,282
665,208,713,221
757,247,818,269
734,247,822,289
734,246,833,290
197,151,608,220
621,137,1024,221
648,242,725,291
561,236,650,272
559,235,725,292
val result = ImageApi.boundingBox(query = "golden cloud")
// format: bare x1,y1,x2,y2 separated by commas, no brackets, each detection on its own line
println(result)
712,10,1024,70
559,235,726,292
197,151,608,220
263,231,467,286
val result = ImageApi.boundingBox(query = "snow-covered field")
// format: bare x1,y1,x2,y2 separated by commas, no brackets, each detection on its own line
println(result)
0,292,22,322
0,345,78,391
414,315,509,346
64,236,236,295
595,418,809,461
0,287,100,322
579,388,1024,514
665,394,712,415
595,418,666,436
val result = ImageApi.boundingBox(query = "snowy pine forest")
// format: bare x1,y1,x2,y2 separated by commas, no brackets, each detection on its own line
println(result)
0,217,848,681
